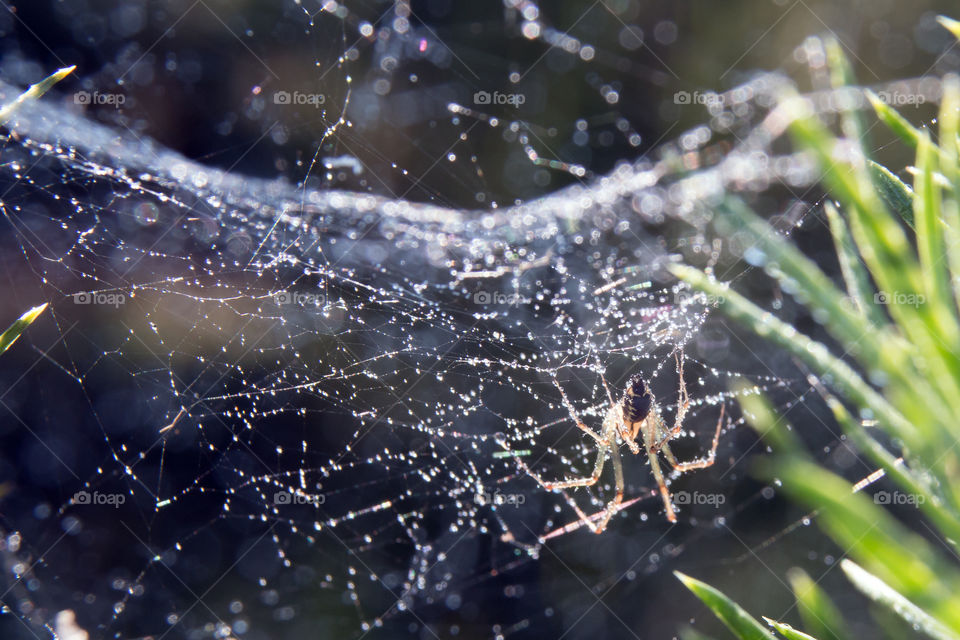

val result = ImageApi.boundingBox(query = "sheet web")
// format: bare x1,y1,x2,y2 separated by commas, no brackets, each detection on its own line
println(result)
0,2,929,639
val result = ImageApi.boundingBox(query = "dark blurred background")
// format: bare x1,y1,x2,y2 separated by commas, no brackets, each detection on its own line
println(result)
2,0,956,208
0,1,958,639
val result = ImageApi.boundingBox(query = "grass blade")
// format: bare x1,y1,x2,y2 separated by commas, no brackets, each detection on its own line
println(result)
935,75,960,317
0,303,47,356
763,618,820,640
822,201,887,325
717,197,911,378
759,458,960,630
0,66,75,127
675,572,777,640
938,15,960,41
868,160,915,229
681,627,723,640
841,560,960,640
670,264,919,444
786,568,852,640
867,90,922,148
824,37,868,151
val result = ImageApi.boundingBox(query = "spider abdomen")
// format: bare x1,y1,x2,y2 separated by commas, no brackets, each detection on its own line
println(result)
622,374,652,423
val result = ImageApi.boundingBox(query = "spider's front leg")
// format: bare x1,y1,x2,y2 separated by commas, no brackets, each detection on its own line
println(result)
651,351,692,454
662,403,725,473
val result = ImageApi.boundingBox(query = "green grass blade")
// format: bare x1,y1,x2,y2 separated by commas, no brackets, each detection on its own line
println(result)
763,618,820,640
912,130,960,365
786,568,852,640
0,303,47,356
787,108,957,387
815,384,960,541
867,90,922,148
868,161,915,229
935,75,960,316
759,458,960,630
790,104,923,305
670,264,919,444
822,201,887,325
675,572,777,640
841,560,960,640
0,66,75,127
824,37,869,151
681,627,723,640
938,15,960,41
734,378,803,453
717,197,911,376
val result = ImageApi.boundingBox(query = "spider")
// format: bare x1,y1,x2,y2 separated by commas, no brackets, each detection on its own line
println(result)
529,352,725,532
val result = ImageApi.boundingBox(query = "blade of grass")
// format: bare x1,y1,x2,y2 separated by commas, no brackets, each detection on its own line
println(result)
822,201,887,325
675,572,777,640
709,196,958,458
812,381,960,542
824,37,869,151
670,264,918,444
790,104,940,358
0,66,75,127
867,90,922,148
717,197,914,385
681,626,723,640
868,161,915,229
937,15,960,41
841,560,960,640
758,457,960,630
935,75,960,318
763,618,820,640
734,378,804,453
0,303,47,356
786,568,852,640
913,131,960,350
790,107,918,311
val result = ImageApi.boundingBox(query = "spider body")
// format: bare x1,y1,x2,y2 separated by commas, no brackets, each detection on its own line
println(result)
622,374,652,424
526,353,725,532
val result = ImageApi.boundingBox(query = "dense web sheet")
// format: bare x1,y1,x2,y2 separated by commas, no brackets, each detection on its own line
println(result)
0,3,950,639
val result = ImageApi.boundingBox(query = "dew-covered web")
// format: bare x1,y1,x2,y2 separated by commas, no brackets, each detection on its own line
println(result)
0,2,952,639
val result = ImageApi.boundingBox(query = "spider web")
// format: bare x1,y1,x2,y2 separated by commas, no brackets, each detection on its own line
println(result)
0,2,950,639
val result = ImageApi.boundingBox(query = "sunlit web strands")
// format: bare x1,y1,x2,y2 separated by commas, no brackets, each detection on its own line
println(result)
0,37,895,637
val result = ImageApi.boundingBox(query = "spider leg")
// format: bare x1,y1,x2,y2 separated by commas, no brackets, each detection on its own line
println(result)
553,378,604,444
520,438,610,534
540,436,607,490
554,435,625,535
599,370,640,455
667,403,725,473
646,446,677,523
589,436,625,533
651,351,691,453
